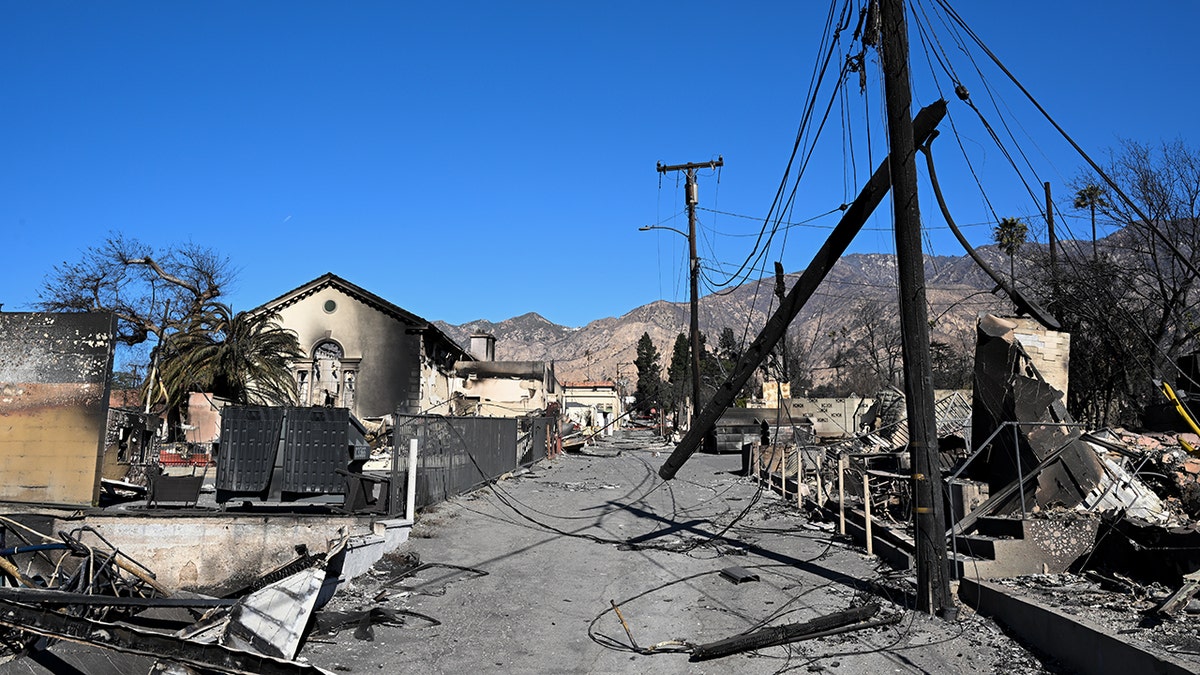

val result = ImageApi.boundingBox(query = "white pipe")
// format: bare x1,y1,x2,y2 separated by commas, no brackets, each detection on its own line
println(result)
406,438,419,522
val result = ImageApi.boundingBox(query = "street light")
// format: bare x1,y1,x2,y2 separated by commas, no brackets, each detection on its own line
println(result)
638,224,689,238
638,220,702,430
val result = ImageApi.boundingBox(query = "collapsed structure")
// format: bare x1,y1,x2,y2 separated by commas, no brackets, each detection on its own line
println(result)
739,311,1200,670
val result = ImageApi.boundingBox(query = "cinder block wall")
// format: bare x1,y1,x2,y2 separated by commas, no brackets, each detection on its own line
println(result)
1010,317,1072,401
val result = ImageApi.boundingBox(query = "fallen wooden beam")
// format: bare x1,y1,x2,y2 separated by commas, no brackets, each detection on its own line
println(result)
1158,570,1200,617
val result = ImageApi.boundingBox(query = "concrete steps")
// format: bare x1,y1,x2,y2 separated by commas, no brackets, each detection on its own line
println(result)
340,518,414,582
835,506,1099,581
952,516,1099,579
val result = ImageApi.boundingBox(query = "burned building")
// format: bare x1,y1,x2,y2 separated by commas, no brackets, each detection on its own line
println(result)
451,332,561,418
563,380,623,434
256,273,470,419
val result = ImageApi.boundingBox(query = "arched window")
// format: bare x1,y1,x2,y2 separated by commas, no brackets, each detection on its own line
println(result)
311,340,345,406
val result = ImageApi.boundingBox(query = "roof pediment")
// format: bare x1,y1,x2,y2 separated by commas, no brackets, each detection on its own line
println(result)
255,273,470,360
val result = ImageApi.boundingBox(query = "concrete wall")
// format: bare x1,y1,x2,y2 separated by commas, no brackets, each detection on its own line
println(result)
786,396,874,438
762,380,792,408
0,312,116,506
81,513,376,594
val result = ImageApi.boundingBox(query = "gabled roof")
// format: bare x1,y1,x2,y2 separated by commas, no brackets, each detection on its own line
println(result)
256,272,470,360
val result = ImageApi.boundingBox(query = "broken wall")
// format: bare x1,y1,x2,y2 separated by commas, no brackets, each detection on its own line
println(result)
1008,317,1071,402
969,314,1103,515
0,312,116,506
184,391,227,444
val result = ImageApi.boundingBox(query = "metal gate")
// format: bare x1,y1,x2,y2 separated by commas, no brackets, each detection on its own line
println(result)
520,416,553,466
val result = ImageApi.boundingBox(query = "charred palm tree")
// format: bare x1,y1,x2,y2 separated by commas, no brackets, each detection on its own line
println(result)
993,216,1028,299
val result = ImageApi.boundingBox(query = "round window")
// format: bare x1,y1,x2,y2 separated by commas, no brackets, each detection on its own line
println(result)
323,299,337,313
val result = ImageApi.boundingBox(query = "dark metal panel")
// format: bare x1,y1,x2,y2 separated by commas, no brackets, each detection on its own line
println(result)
216,406,285,493
521,417,551,466
393,414,520,511
281,407,348,494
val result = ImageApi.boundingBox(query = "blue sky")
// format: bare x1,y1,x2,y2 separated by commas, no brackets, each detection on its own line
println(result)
3,2,1196,327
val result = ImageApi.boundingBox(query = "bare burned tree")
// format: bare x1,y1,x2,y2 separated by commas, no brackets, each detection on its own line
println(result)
37,233,232,347
1029,139,1200,426
1087,140,1200,376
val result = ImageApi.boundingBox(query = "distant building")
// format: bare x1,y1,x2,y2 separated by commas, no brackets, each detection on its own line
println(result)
452,332,560,418
563,380,622,434
256,273,470,419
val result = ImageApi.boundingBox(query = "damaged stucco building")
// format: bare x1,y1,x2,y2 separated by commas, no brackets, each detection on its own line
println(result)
257,273,470,419
451,332,561,418
563,380,623,433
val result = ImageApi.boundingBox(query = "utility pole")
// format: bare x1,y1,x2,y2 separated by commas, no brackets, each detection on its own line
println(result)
656,156,722,427
773,262,790,385
880,0,951,616
1046,182,1056,274
1046,181,1058,312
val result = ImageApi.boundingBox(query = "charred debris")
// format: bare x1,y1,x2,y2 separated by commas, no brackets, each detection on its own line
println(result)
735,312,1200,664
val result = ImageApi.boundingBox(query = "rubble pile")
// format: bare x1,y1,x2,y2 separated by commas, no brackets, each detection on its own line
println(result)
0,522,350,674
1116,429,1200,517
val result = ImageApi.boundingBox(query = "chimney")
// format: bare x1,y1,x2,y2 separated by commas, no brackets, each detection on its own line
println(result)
470,332,496,361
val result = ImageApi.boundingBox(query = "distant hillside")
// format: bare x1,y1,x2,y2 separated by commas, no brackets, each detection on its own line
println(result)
435,248,1018,391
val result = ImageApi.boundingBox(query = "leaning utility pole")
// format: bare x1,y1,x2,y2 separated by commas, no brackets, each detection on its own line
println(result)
880,0,952,616
658,99,947,481
656,157,722,427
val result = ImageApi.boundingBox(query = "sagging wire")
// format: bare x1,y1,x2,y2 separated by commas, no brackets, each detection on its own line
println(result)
418,415,770,558
905,1,1200,401
922,120,1189,402
588,562,850,658
931,0,1200,283
707,1,853,294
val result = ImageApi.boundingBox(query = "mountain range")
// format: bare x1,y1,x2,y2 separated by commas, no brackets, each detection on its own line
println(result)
435,248,1018,390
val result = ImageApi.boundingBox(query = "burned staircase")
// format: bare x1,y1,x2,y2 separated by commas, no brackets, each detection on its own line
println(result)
953,516,1099,579
838,505,1099,580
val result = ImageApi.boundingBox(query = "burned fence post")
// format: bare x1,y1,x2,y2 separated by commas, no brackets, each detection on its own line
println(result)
839,455,847,536
864,468,874,557
657,99,947,482
796,447,803,509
